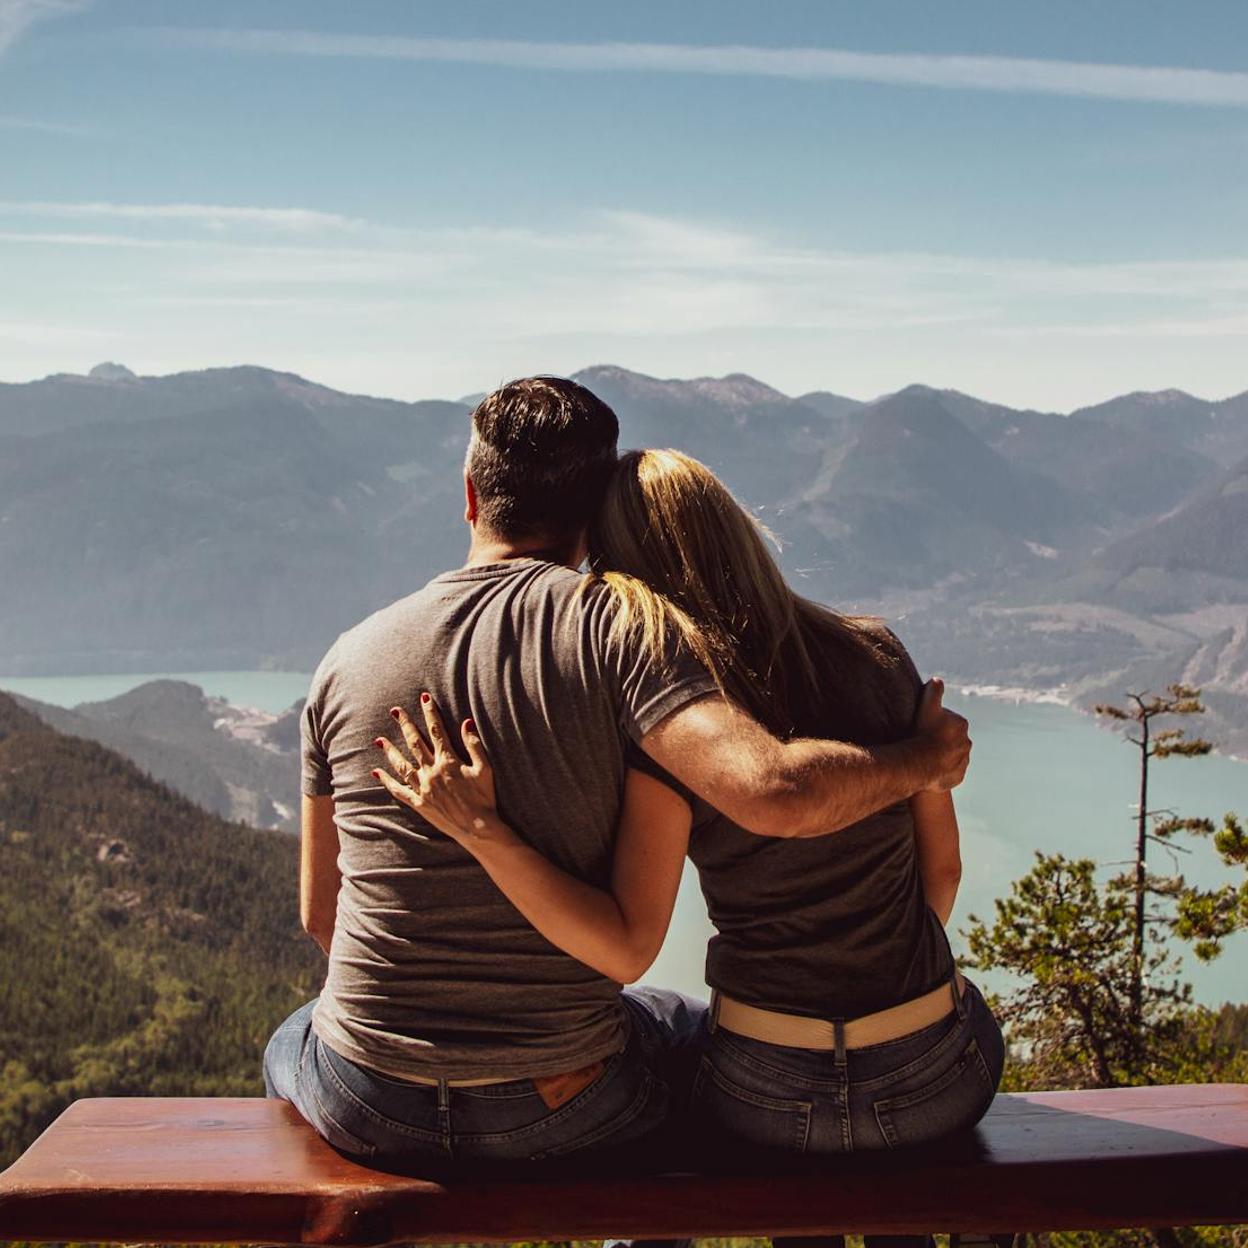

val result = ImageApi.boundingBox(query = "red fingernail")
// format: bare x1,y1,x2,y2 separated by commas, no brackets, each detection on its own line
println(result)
374,738,385,748
465,719,475,733
421,692,431,704
371,769,381,780
390,708,401,719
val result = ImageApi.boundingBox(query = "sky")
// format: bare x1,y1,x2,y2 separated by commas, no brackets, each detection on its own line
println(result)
2,0,1247,409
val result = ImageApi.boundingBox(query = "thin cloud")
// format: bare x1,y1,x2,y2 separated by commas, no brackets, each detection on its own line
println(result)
0,200,362,231
147,28,1248,108
0,0,88,55
0,229,179,248
988,313,1248,340
0,318,106,344
4,209,1247,364
0,115,92,136
5,208,1248,305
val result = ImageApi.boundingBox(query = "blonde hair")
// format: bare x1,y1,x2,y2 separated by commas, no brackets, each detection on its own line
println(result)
587,449,894,739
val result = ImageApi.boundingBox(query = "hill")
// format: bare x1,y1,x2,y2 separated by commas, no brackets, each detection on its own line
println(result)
1072,387,1248,465
1076,452,1248,610
14,679,302,831
789,385,1090,594
0,692,322,1166
896,449,1248,753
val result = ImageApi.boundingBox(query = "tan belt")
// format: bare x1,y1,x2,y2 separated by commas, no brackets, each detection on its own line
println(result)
712,972,967,1052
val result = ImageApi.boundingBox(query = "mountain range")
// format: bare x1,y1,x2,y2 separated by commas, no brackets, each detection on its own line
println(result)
1,361,1246,752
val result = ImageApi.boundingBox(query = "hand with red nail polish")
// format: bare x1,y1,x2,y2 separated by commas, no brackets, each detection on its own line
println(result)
371,694,501,849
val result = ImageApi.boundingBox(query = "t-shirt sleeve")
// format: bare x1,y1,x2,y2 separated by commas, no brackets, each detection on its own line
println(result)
626,742,696,809
299,667,334,798
626,743,720,828
607,611,719,742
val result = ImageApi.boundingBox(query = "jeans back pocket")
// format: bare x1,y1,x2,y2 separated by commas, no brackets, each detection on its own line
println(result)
871,1036,995,1149
529,1069,668,1161
692,1053,813,1153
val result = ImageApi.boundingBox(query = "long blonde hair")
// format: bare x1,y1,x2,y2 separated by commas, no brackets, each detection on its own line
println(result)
587,449,897,740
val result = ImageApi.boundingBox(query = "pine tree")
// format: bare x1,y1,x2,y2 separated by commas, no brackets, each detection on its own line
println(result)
962,854,1190,1088
1175,812,1248,962
1093,685,1212,1030
962,682,1245,1093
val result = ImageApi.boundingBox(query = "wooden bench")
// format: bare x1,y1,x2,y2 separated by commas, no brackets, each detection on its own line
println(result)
2,1085,1247,1244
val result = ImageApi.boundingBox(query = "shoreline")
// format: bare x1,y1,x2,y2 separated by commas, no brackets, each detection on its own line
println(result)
954,680,1248,765
954,683,1073,708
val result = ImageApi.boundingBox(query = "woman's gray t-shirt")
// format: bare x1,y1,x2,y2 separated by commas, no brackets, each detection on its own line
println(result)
681,623,955,1021
300,558,716,1082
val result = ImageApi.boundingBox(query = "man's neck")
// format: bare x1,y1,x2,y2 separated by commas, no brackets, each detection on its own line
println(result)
465,527,582,570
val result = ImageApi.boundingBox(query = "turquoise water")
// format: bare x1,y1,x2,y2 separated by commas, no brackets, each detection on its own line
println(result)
4,672,1246,1007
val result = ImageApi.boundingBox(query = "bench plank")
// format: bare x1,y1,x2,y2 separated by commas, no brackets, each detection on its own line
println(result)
2,1085,1247,1244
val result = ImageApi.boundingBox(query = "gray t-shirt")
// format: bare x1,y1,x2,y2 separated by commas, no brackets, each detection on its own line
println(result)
685,623,954,1019
301,558,716,1082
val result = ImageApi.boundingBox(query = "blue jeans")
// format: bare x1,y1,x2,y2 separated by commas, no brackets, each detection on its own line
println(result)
263,986,706,1171
692,976,1004,1155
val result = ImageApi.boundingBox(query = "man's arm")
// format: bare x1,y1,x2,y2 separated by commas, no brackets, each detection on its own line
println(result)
300,793,341,954
641,677,970,839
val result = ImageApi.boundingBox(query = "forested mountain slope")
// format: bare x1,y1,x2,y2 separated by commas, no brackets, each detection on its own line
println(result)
0,692,321,1166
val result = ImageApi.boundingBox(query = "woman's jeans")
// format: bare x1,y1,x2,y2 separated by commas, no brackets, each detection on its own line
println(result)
691,977,1005,1155
263,986,705,1170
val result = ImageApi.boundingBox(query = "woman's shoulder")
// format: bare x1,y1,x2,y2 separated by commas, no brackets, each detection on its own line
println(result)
804,611,923,730
849,615,917,670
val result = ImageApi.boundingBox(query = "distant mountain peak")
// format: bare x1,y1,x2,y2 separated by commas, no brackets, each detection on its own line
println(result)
796,389,864,420
573,364,789,407
688,372,788,406
1126,388,1198,405
87,362,137,382
574,364,651,386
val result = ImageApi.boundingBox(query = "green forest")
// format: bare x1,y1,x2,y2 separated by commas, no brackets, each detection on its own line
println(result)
0,692,322,1168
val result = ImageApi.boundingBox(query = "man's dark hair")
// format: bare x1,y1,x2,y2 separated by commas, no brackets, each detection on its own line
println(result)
467,376,619,539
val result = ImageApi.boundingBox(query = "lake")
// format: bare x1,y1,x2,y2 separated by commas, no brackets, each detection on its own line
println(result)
4,670,1246,1008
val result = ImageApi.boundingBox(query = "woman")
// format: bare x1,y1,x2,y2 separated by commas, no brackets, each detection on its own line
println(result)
376,448,1004,1163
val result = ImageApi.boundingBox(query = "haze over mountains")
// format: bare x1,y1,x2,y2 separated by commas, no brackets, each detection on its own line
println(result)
1,361,1246,752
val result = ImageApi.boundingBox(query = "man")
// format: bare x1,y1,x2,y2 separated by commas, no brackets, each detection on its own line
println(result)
264,376,970,1169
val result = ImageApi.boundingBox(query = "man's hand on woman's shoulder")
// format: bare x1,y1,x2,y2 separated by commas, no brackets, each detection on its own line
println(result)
914,677,972,792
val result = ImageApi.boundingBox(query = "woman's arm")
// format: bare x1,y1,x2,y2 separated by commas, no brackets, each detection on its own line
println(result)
452,769,689,982
300,793,341,954
374,698,691,983
909,789,962,925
